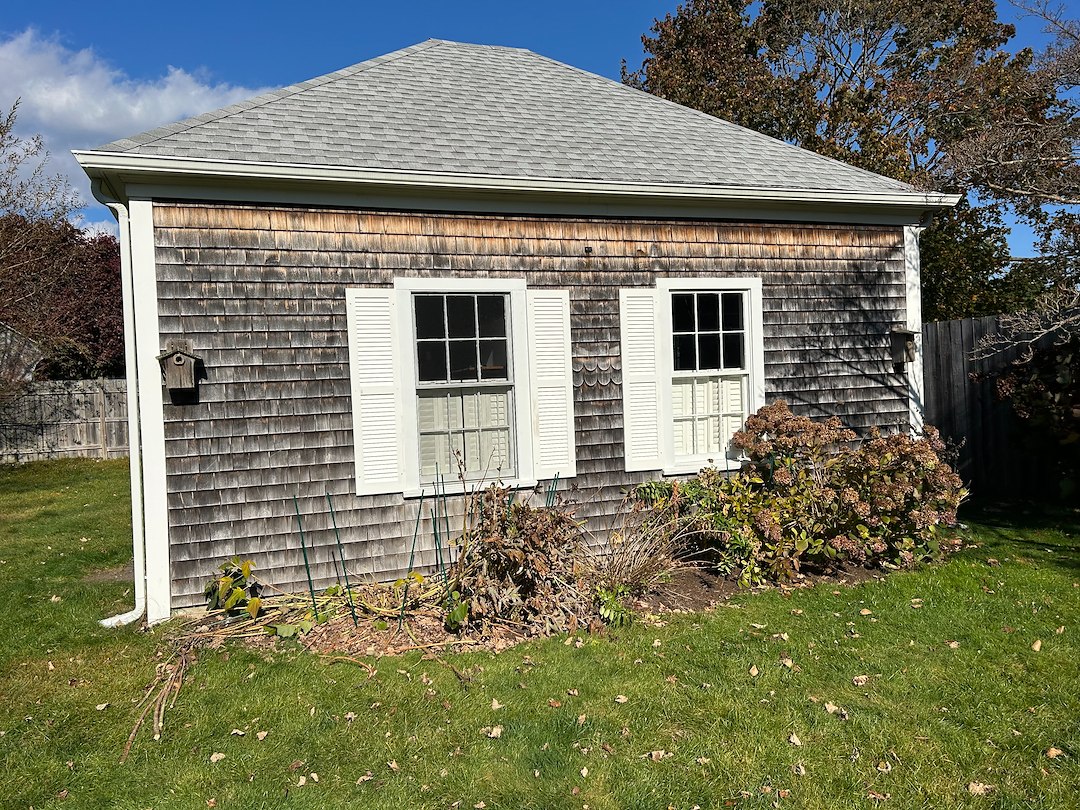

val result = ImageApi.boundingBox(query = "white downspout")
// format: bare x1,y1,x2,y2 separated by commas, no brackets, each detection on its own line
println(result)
100,194,147,627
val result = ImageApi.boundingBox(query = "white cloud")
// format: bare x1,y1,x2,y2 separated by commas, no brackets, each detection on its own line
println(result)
0,29,266,223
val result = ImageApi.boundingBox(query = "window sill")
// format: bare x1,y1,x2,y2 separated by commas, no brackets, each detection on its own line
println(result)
662,459,742,477
402,479,539,500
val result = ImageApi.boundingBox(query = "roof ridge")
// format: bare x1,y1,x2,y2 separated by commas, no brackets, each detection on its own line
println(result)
107,39,449,152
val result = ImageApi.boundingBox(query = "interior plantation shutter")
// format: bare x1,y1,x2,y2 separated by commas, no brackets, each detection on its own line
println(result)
345,288,404,495
620,288,663,472
527,289,577,480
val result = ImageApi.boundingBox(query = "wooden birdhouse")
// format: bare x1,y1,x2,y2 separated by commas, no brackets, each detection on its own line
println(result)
157,339,201,393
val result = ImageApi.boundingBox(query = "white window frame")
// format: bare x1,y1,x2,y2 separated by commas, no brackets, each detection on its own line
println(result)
394,277,536,497
656,278,765,475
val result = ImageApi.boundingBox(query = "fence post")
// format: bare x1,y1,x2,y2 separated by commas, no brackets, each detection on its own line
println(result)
99,379,108,459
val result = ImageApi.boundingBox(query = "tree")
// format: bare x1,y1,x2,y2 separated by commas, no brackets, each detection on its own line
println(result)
0,101,123,402
624,0,1079,319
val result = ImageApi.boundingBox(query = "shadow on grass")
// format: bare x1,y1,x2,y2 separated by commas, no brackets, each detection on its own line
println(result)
960,502,1080,574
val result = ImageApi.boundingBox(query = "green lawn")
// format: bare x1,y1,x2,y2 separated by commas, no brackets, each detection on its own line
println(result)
1,459,1078,809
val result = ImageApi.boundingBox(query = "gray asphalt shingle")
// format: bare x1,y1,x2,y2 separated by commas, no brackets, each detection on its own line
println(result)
93,39,915,195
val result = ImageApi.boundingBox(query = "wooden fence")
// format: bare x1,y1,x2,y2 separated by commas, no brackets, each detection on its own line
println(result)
0,379,129,463
922,316,1044,501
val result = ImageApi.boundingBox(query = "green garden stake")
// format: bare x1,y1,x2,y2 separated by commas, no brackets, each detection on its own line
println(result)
291,494,320,619
326,491,359,627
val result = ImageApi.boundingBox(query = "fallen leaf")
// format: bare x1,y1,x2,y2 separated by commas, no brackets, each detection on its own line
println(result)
474,803,486,809
876,760,892,773
491,699,505,710
95,703,109,711
860,609,873,616
646,749,671,761
230,729,245,736
1056,626,1065,634
56,789,69,800
825,702,839,714
533,770,540,777
614,694,628,704
296,775,306,787
792,763,806,776
948,641,960,649
967,782,995,796
749,665,760,677
50,595,62,603
580,767,589,778
789,732,802,746
780,657,794,669
481,725,503,739
288,760,305,772
665,675,677,684
209,752,225,763
751,623,767,629
652,639,662,647
852,675,869,687
577,714,587,726
867,790,890,801
567,688,579,697
548,699,562,708
344,711,357,721
256,731,268,741
356,771,374,784
310,772,319,783
791,609,803,615
1046,747,1065,759
1031,639,1042,652
387,759,400,772
695,756,711,765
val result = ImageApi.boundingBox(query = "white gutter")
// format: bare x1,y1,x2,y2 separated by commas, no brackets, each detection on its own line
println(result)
73,150,961,210
98,193,147,627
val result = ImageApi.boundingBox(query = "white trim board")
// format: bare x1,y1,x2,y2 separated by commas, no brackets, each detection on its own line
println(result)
128,199,171,623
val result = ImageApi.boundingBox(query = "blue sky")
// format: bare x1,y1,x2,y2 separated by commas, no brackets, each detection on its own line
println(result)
0,1,1059,253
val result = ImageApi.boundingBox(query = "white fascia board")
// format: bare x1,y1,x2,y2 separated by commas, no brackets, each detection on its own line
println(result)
72,150,961,211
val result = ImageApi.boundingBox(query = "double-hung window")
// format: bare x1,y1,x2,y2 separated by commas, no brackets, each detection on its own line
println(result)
621,278,764,474
346,279,576,497
413,293,515,482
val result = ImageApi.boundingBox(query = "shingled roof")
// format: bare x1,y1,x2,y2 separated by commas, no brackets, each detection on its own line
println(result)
91,39,918,196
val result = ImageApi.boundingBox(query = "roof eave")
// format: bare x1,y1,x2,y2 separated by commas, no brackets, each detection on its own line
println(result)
73,150,961,211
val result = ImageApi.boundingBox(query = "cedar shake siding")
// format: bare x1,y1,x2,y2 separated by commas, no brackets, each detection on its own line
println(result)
154,201,909,607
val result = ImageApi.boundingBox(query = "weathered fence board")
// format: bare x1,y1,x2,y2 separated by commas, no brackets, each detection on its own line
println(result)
922,317,1042,500
0,379,128,462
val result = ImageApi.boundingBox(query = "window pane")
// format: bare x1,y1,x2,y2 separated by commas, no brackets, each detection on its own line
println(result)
671,379,693,417
673,334,697,371
449,339,479,381
417,342,448,382
417,393,448,431
480,428,511,471
414,295,445,339
419,433,450,479
722,293,744,330
696,293,720,331
446,295,476,338
479,339,508,380
697,334,721,370
477,295,506,337
672,294,695,333
479,390,510,426
722,333,745,369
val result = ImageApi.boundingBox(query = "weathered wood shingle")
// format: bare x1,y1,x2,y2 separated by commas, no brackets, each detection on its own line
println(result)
154,202,910,607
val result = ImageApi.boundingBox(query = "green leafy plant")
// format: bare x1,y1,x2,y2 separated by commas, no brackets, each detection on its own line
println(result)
443,589,469,632
595,585,633,628
203,558,263,619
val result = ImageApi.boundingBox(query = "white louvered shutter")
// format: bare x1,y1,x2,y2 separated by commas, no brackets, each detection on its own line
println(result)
527,289,577,480
620,289,663,472
345,288,404,495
